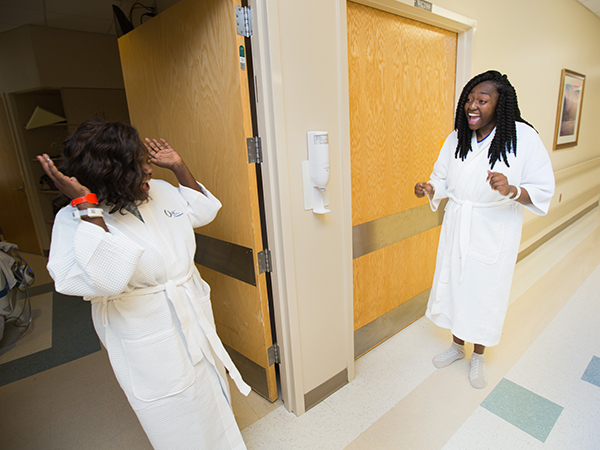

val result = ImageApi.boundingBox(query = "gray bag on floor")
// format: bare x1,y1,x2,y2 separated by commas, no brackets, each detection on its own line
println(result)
0,242,34,353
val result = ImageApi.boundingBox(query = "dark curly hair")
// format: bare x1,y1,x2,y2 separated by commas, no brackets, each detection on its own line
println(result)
59,119,149,214
454,70,535,169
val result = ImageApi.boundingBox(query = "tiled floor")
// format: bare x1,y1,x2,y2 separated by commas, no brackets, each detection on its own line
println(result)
0,206,599,449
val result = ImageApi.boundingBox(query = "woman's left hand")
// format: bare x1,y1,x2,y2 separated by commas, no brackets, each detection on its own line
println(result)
144,138,183,170
486,170,512,197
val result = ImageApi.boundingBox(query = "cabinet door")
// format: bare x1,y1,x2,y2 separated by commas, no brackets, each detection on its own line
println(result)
61,88,129,131
119,0,277,401
96,89,130,123
0,98,40,254
61,88,99,131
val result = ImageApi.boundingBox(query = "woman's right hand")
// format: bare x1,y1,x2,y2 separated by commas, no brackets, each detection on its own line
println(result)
37,154,90,200
414,182,433,198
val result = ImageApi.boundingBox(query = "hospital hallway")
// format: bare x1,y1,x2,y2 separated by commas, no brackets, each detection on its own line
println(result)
1,206,599,450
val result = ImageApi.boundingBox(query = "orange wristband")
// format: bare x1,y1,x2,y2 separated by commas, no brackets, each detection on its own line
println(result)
70,193,98,207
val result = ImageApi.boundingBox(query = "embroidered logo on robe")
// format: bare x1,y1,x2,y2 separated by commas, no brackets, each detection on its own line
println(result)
164,210,183,218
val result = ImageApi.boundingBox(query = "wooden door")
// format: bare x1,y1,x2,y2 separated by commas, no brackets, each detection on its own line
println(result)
118,0,277,401
0,98,40,255
348,2,457,357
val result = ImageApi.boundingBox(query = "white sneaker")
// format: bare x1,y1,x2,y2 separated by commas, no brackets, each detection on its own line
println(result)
432,342,465,368
470,353,488,389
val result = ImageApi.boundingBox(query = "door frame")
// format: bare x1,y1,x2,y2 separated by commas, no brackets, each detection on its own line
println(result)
250,0,475,415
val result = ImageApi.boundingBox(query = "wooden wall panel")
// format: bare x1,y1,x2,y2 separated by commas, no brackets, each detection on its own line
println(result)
353,226,440,330
348,1,456,226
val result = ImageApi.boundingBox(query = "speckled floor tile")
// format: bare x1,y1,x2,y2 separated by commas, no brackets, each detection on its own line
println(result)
481,378,563,443
581,356,600,388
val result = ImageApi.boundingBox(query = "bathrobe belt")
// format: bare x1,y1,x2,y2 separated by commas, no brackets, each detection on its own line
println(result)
89,271,251,396
447,194,510,282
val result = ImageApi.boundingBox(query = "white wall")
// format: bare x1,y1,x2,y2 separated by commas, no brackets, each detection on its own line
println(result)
258,0,600,414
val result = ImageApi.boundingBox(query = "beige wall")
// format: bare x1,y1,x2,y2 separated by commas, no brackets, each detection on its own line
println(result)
430,0,600,246
259,0,600,414
432,0,600,171
0,27,40,93
261,0,353,399
0,25,124,93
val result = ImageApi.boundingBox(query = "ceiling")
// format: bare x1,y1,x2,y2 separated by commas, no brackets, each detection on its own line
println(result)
0,0,156,35
0,0,598,37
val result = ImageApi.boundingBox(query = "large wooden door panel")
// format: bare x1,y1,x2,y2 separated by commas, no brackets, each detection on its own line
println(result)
348,2,456,356
118,0,276,400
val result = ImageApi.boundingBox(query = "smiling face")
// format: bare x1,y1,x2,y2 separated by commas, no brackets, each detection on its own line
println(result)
464,81,500,141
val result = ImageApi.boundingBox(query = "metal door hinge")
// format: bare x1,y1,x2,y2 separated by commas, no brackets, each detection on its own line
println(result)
257,248,272,274
247,136,262,164
268,343,280,365
414,0,432,12
235,6,253,37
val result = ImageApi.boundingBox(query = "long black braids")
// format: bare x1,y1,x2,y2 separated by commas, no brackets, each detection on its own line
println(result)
454,70,535,168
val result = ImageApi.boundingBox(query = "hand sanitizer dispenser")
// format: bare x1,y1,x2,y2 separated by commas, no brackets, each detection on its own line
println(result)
302,131,330,214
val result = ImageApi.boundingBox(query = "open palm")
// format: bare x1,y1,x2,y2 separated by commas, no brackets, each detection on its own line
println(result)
144,138,183,170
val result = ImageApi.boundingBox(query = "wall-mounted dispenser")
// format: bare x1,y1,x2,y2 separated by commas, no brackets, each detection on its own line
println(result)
302,131,330,214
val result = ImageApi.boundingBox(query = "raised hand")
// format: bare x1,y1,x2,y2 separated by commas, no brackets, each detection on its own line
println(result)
36,154,90,200
144,138,183,170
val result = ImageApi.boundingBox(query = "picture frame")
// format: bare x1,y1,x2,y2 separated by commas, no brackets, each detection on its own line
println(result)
553,69,585,150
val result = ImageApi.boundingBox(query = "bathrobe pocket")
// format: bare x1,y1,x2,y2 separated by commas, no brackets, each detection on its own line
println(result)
468,211,504,264
122,328,197,402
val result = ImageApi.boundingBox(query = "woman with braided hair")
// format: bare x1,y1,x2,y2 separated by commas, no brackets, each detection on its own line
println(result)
414,70,554,388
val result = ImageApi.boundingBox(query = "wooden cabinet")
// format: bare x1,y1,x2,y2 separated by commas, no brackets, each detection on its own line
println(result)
6,88,129,254
61,88,130,134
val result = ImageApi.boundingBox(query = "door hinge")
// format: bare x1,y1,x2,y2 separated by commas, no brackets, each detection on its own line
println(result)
257,248,272,274
268,343,280,365
235,6,253,37
414,0,433,12
247,137,262,164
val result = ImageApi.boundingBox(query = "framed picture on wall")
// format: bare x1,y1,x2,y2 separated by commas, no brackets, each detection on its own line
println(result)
553,69,586,150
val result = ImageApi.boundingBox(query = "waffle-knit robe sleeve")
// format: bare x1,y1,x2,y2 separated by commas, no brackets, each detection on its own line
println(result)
47,180,220,298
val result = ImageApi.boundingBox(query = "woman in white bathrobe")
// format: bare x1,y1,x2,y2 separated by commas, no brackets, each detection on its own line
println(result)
414,71,554,389
37,119,250,449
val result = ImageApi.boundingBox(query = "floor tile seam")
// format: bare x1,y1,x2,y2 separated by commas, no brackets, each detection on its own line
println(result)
352,228,600,449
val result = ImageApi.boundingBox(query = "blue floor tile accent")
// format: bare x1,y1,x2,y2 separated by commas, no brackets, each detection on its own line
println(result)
0,291,100,387
481,378,563,443
581,356,600,388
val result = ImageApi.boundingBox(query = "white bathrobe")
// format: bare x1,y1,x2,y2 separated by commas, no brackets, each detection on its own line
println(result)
427,122,555,347
48,179,250,450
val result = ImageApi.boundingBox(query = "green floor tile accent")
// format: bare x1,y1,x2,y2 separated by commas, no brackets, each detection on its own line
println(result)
481,378,563,443
0,291,100,387
582,356,600,388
